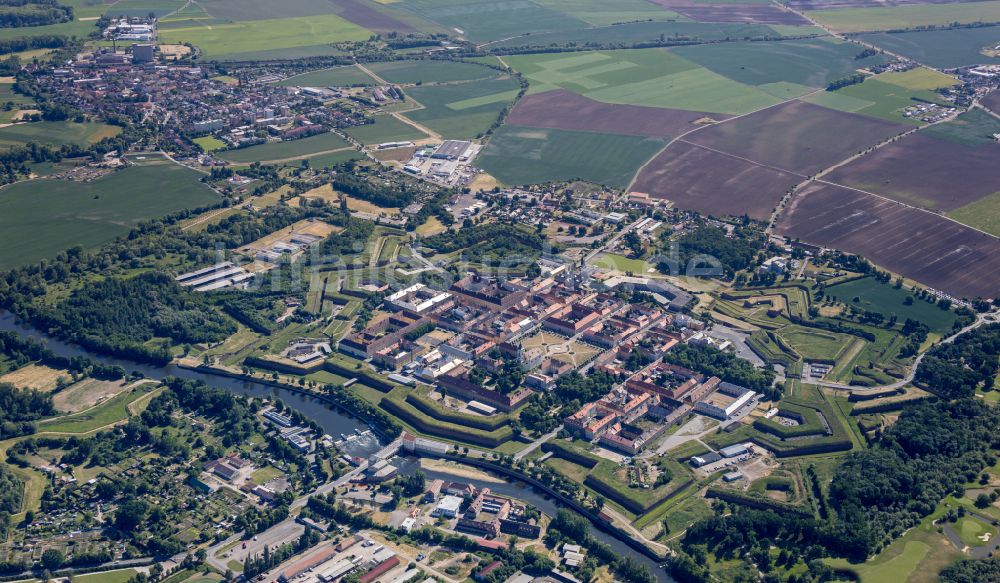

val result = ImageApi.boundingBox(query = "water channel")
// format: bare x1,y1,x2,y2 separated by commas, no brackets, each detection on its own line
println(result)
0,311,675,581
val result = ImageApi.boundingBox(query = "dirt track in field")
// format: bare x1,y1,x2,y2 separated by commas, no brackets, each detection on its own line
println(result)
826,133,1000,211
507,90,729,138
775,181,1000,298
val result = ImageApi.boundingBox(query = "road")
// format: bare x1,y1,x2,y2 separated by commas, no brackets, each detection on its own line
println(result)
816,309,999,392
513,425,562,460
206,438,401,572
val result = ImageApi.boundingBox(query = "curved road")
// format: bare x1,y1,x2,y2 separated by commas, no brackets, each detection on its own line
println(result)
816,309,999,392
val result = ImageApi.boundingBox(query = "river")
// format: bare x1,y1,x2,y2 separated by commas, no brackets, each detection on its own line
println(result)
395,458,676,582
0,311,675,581
0,311,380,456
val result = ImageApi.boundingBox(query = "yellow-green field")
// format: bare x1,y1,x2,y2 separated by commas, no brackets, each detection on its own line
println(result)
159,14,370,58
808,1,1000,33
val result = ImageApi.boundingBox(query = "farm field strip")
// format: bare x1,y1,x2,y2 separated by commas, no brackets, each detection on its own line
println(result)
775,181,1000,298
823,132,1000,212
806,0,1000,33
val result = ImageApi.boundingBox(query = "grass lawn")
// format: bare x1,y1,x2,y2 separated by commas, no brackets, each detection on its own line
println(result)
365,60,500,84
956,515,994,547
825,276,958,334
948,191,1000,237
276,65,376,87
478,125,665,187
346,115,429,145
591,253,655,274
776,325,855,362
158,13,370,58
38,387,159,434
0,120,120,149
251,465,285,485
219,132,352,163
193,135,226,152
72,569,140,583
0,155,218,270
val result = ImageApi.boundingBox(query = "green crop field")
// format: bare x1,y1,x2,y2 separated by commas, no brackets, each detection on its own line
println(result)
877,67,957,91
948,191,1000,237
196,0,341,20
533,0,684,25
478,126,665,188
808,1,1000,33
858,26,1000,69
276,65,377,87
103,0,186,17
403,76,520,139
295,149,363,169
825,276,959,333
673,38,890,90
0,121,120,149
923,109,1000,147
0,82,36,106
158,13,370,59
805,77,946,124
505,48,779,114
347,115,428,145
73,569,140,583
389,0,588,43
0,155,218,269
491,20,793,50
0,15,95,41
218,132,352,164
365,60,499,84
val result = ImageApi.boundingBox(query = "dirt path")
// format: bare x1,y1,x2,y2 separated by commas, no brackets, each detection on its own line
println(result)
625,87,824,193
818,310,999,392
254,145,357,165
354,62,440,140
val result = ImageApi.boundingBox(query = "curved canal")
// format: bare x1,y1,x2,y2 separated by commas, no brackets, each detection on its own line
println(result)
0,311,675,582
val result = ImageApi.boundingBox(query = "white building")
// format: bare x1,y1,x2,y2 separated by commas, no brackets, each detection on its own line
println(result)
386,283,453,315
432,495,463,518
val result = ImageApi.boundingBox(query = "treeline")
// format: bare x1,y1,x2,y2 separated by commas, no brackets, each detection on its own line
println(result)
164,377,260,447
330,171,418,208
406,188,454,233
547,509,656,583
679,398,1000,578
422,222,545,269
0,330,125,380
0,462,23,540
662,222,765,278
663,343,778,397
940,557,1000,583
0,382,53,439
0,0,73,28
0,32,67,55
915,323,1000,399
827,74,866,91
29,271,236,365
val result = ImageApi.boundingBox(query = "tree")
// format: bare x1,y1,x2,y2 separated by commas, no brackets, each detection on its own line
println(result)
115,499,149,533
40,549,64,570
